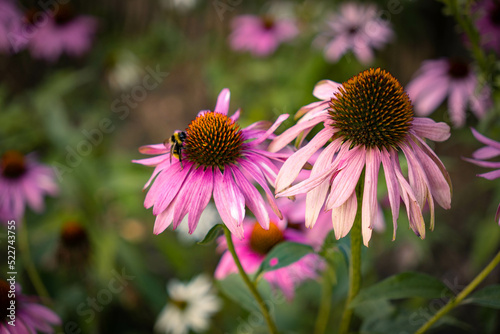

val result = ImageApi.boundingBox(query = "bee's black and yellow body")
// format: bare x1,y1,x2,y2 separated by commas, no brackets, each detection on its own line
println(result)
166,130,187,167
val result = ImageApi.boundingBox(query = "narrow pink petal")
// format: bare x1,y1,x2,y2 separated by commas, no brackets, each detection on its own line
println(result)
268,113,329,153
312,80,342,100
332,191,357,239
471,128,500,152
148,162,192,212
496,203,500,226
239,159,282,219
232,167,270,229
132,154,169,167
251,114,289,146
326,145,366,209
188,168,214,233
275,128,333,193
230,108,241,122
213,167,245,239
472,146,500,160
401,143,427,208
214,88,231,115
411,118,450,142
410,140,451,209
381,149,401,240
304,141,339,228
141,160,171,190
172,168,205,229
153,203,175,234
463,158,500,169
477,169,500,180
295,101,328,120
138,143,169,155
448,81,468,127
412,77,449,116
361,148,381,247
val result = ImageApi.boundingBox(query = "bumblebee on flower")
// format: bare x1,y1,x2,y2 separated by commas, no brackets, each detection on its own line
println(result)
134,89,289,239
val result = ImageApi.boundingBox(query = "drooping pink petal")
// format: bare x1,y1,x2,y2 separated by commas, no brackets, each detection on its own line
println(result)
477,169,500,180
448,81,469,127
188,168,214,233
332,191,357,239
138,144,169,155
153,203,175,234
411,118,451,142
232,167,270,230
213,167,245,239
381,149,401,240
472,146,500,160
471,128,500,152
148,162,193,213
361,148,381,246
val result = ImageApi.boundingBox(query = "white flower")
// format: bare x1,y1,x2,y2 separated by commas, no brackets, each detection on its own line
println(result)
155,275,222,334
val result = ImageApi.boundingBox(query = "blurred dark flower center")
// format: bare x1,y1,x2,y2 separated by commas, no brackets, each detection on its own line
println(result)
447,60,470,79
489,4,500,25
184,112,243,169
0,280,13,321
1,151,27,179
329,68,413,149
348,26,359,35
261,16,275,30
53,5,75,26
250,222,284,255
170,298,189,310
60,221,89,248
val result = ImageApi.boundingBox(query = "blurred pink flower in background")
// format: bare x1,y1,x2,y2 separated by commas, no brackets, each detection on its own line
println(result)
0,0,26,53
270,68,452,246
406,58,491,128
473,0,500,54
229,14,298,57
0,281,61,333
464,129,500,225
134,89,289,239
215,203,325,300
316,2,393,64
25,5,97,62
0,151,58,224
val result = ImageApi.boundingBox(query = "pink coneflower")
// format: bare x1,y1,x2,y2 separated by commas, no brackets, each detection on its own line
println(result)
270,68,452,246
0,151,58,224
229,14,298,57
464,129,500,225
406,58,491,128
0,281,61,333
317,2,393,64
133,89,289,239
473,0,500,54
25,5,97,62
0,0,26,53
215,204,325,300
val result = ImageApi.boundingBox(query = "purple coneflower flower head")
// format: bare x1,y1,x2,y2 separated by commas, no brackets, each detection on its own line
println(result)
215,204,325,300
474,0,500,54
0,281,61,333
463,129,500,225
133,89,289,239
155,274,221,334
0,0,26,54
317,2,393,64
25,5,97,62
229,14,298,57
406,58,491,128
270,68,452,246
0,151,58,224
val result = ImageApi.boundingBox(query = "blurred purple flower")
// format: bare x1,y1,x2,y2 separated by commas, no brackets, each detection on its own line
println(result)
406,58,491,128
474,0,500,54
270,68,452,246
229,15,298,57
316,2,393,64
215,204,325,300
0,151,58,224
0,281,61,333
0,0,26,53
464,129,500,225
133,89,289,239
25,5,97,62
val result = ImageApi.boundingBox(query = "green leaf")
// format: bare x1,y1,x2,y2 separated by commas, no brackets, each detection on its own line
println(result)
350,272,451,308
465,285,500,309
197,224,224,245
256,242,314,276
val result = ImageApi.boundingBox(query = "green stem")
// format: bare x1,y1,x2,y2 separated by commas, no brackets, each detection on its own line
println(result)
339,175,364,334
19,221,52,305
314,268,334,334
223,226,279,334
415,249,500,334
